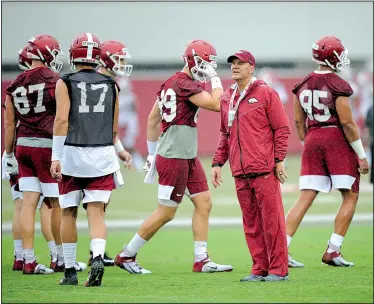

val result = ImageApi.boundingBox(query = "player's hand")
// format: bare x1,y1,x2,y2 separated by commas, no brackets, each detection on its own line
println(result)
120,151,132,170
358,158,369,174
5,153,19,176
50,160,62,181
143,154,154,172
198,63,218,80
211,167,223,188
275,161,288,184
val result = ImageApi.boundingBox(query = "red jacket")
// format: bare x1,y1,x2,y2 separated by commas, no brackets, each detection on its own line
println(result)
212,80,290,177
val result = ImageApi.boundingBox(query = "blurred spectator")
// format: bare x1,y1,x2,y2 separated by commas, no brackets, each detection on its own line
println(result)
257,68,288,104
365,105,373,183
116,76,144,171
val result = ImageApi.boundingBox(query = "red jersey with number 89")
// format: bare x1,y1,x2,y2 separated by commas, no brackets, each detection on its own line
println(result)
5,67,60,139
156,72,203,132
292,71,353,130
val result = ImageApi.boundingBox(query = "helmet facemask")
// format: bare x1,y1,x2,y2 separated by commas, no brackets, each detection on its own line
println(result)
110,50,133,76
190,50,217,83
332,49,350,72
46,46,64,73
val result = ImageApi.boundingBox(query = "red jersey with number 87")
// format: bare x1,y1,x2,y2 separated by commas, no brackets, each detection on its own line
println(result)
5,67,60,139
292,71,353,130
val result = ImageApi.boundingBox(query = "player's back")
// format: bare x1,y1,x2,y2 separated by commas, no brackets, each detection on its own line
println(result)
156,72,204,159
61,69,119,177
292,71,353,130
6,67,60,140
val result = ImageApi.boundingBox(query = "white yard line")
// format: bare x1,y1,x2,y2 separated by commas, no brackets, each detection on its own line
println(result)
1,213,372,233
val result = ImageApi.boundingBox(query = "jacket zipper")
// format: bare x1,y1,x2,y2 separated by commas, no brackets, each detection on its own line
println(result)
236,103,246,176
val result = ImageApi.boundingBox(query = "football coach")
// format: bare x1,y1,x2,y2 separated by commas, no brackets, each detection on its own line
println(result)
211,50,291,282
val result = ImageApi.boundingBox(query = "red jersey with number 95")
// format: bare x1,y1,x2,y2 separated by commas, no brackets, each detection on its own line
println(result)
5,67,60,139
292,71,353,130
156,72,203,132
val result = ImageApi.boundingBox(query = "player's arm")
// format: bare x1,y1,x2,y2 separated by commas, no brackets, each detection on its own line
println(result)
51,79,70,162
293,95,307,143
4,95,16,154
336,96,367,160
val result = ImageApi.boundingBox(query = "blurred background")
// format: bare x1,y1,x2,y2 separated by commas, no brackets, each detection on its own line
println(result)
1,2,373,226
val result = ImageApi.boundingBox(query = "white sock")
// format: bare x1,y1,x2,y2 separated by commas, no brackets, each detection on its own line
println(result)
286,235,292,249
14,240,23,260
121,233,147,257
56,245,65,265
47,241,57,260
194,241,208,262
63,243,77,269
327,233,344,253
23,248,35,264
91,238,106,259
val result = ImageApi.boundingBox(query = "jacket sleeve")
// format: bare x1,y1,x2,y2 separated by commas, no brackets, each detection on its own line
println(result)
266,88,291,161
212,101,229,166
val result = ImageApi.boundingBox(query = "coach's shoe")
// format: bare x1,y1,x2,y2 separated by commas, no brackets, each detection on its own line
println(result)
263,274,289,281
322,248,354,267
240,274,265,282
23,261,54,274
59,267,78,286
288,254,304,268
88,251,115,267
13,257,24,271
115,251,152,274
84,256,105,287
193,257,233,273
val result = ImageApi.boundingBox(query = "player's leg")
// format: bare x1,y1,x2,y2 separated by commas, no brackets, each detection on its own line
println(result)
83,174,115,287
186,158,233,272
285,130,330,267
12,186,23,271
115,156,187,274
234,177,268,282
252,172,288,281
322,129,360,267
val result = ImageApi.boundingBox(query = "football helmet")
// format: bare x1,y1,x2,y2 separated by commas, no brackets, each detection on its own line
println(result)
99,40,133,76
312,36,350,72
182,40,218,83
69,32,101,71
18,45,32,71
26,34,63,73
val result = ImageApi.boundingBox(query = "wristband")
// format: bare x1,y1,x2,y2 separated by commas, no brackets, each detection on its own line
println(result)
5,152,14,158
147,141,157,155
114,139,125,154
350,139,366,159
51,136,66,161
212,163,222,168
211,76,223,90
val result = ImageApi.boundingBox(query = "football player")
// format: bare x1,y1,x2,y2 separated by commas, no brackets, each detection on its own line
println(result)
114,40,233,274
286,36,369,267
51,33,120,286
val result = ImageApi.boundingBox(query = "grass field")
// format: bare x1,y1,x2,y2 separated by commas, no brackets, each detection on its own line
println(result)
1,155,373,303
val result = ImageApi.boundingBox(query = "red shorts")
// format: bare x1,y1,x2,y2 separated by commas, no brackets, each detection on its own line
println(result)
156,155,209,205
300,127,360,193
59,173,115,209
15,145,59,197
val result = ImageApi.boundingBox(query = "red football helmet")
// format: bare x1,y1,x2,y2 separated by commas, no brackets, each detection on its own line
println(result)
69,32,101,71
18,45,32,71
181,40,218,83
312,36,350,72
99,40,133,76
26,34,63,73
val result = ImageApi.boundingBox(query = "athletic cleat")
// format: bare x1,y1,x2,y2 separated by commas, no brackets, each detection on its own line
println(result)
13,258,24,271
50,256,58,270
59,268,78,285
53,263,65,272
263,274,289,281
114,251,152,274
240,274,265,282
84,256,104,287
288,254,304,268
23,261,54,274
88,251,115,267
322,249,354,267
193,257,233,273
53,261,87,272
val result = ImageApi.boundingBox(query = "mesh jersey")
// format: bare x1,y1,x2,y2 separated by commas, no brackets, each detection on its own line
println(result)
292,71,353,130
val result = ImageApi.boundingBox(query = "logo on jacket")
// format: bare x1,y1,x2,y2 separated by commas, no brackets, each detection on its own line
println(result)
248,98,258,104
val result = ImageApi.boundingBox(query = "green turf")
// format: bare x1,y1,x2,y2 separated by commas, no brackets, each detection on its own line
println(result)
2,225,373,303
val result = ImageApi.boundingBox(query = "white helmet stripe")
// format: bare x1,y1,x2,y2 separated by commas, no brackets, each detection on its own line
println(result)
86,32,93,59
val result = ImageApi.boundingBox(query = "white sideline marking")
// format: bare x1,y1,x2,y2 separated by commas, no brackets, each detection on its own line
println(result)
1,213,372,233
